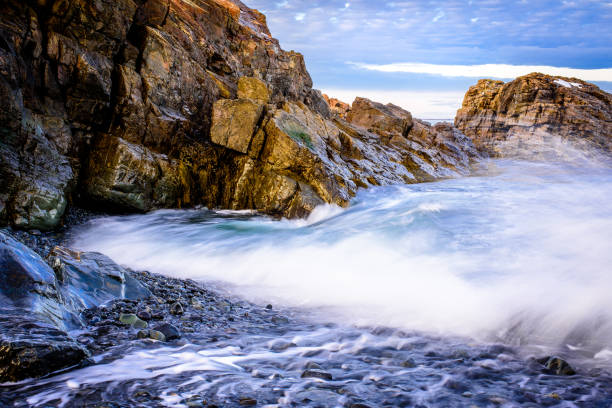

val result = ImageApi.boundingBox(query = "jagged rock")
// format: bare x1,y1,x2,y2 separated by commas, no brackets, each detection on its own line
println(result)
210,98,265,154
237,76,270,104
347,97,413,140
323,94,351,118
455,73,612,157
0,0,481,228
84,135,184,212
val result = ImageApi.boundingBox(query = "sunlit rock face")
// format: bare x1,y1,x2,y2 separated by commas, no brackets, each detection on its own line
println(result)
0,0,479,229
455,73,612,157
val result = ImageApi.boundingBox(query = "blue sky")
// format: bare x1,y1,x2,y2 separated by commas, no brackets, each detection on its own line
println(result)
243,0,612,118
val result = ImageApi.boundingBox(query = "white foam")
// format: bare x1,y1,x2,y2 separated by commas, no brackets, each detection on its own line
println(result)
72,159,612,353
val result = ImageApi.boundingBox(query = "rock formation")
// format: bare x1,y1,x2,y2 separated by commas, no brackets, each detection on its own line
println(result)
0,0,479,230
323,94,350,119
455,73,612,157
0,230,150,381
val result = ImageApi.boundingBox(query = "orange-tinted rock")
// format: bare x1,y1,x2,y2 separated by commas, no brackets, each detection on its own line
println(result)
455,73,612,157
323,94,351,118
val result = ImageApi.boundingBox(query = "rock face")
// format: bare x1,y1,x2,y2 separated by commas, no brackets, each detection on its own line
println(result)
455,73,612,157
323,94,350,119
0,230,150,381
0,0,480,230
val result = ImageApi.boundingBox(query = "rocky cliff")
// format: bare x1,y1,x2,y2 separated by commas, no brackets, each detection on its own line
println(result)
0,0,479,230
455,73,612,157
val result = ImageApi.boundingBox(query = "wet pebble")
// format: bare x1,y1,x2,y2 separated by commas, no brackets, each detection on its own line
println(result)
301,369,333,381
154,323,181,340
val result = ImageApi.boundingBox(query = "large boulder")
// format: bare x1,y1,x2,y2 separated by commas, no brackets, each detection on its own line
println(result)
455,73,612,157
346,97,413,141
0,311,88,383
0,232,66,327
0,230,151,381
48,246,151,313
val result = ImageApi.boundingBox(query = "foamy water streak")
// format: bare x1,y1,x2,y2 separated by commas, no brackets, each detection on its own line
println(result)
72,159,612,356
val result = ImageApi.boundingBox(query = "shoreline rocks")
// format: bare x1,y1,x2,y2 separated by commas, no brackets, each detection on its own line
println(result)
0,227,299,382
455,73,612,158
0,0,480,231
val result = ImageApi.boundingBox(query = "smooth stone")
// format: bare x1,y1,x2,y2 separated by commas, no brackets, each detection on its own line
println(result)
119,313,148,329
301,369,333,380
137,329,166,342
154,323,181,340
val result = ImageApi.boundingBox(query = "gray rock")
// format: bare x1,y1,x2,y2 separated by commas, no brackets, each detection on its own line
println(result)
48,247,151,320
0,312,88,382
119,313,148,329
170,302,184,315
537,356,576,376
301,369,333,380
154,323,181,340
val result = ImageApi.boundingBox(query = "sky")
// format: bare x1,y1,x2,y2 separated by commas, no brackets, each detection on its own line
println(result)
242,0,612,118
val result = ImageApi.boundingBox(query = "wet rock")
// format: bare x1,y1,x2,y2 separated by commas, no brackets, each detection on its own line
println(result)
137,329,166,342
170,302,184,316
272,316,290,325
48,247,151,317
537,356,576,376
84,135,183,212
238,397,257,406
119,313,148,329
154,323,181,340
455,73,612,157
0,312,88,382
295,389,341,406
136,309,152,321
301,369,333,380
0,231,66,327
305,361,323,370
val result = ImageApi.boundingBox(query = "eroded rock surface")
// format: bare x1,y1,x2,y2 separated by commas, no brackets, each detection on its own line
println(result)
455,73,612,157
0,0,480,229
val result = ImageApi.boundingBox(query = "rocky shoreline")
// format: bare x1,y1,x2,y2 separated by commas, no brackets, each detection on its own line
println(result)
0,215,297,379
3,217,612,407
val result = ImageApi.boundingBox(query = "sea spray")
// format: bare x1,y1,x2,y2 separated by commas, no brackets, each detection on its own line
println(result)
71,159,612,360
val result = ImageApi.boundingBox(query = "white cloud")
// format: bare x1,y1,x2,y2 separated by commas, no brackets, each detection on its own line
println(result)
294,12,306,21
351,62,612,82
321,88,467,119
432,10,445,22
470,17,479,23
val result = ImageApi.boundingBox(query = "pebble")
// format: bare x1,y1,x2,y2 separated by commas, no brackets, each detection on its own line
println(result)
119,313,148,329
170,302,184,315
238,397,257,406
301,369,333,380
137,329,167,342
153,323,181,340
